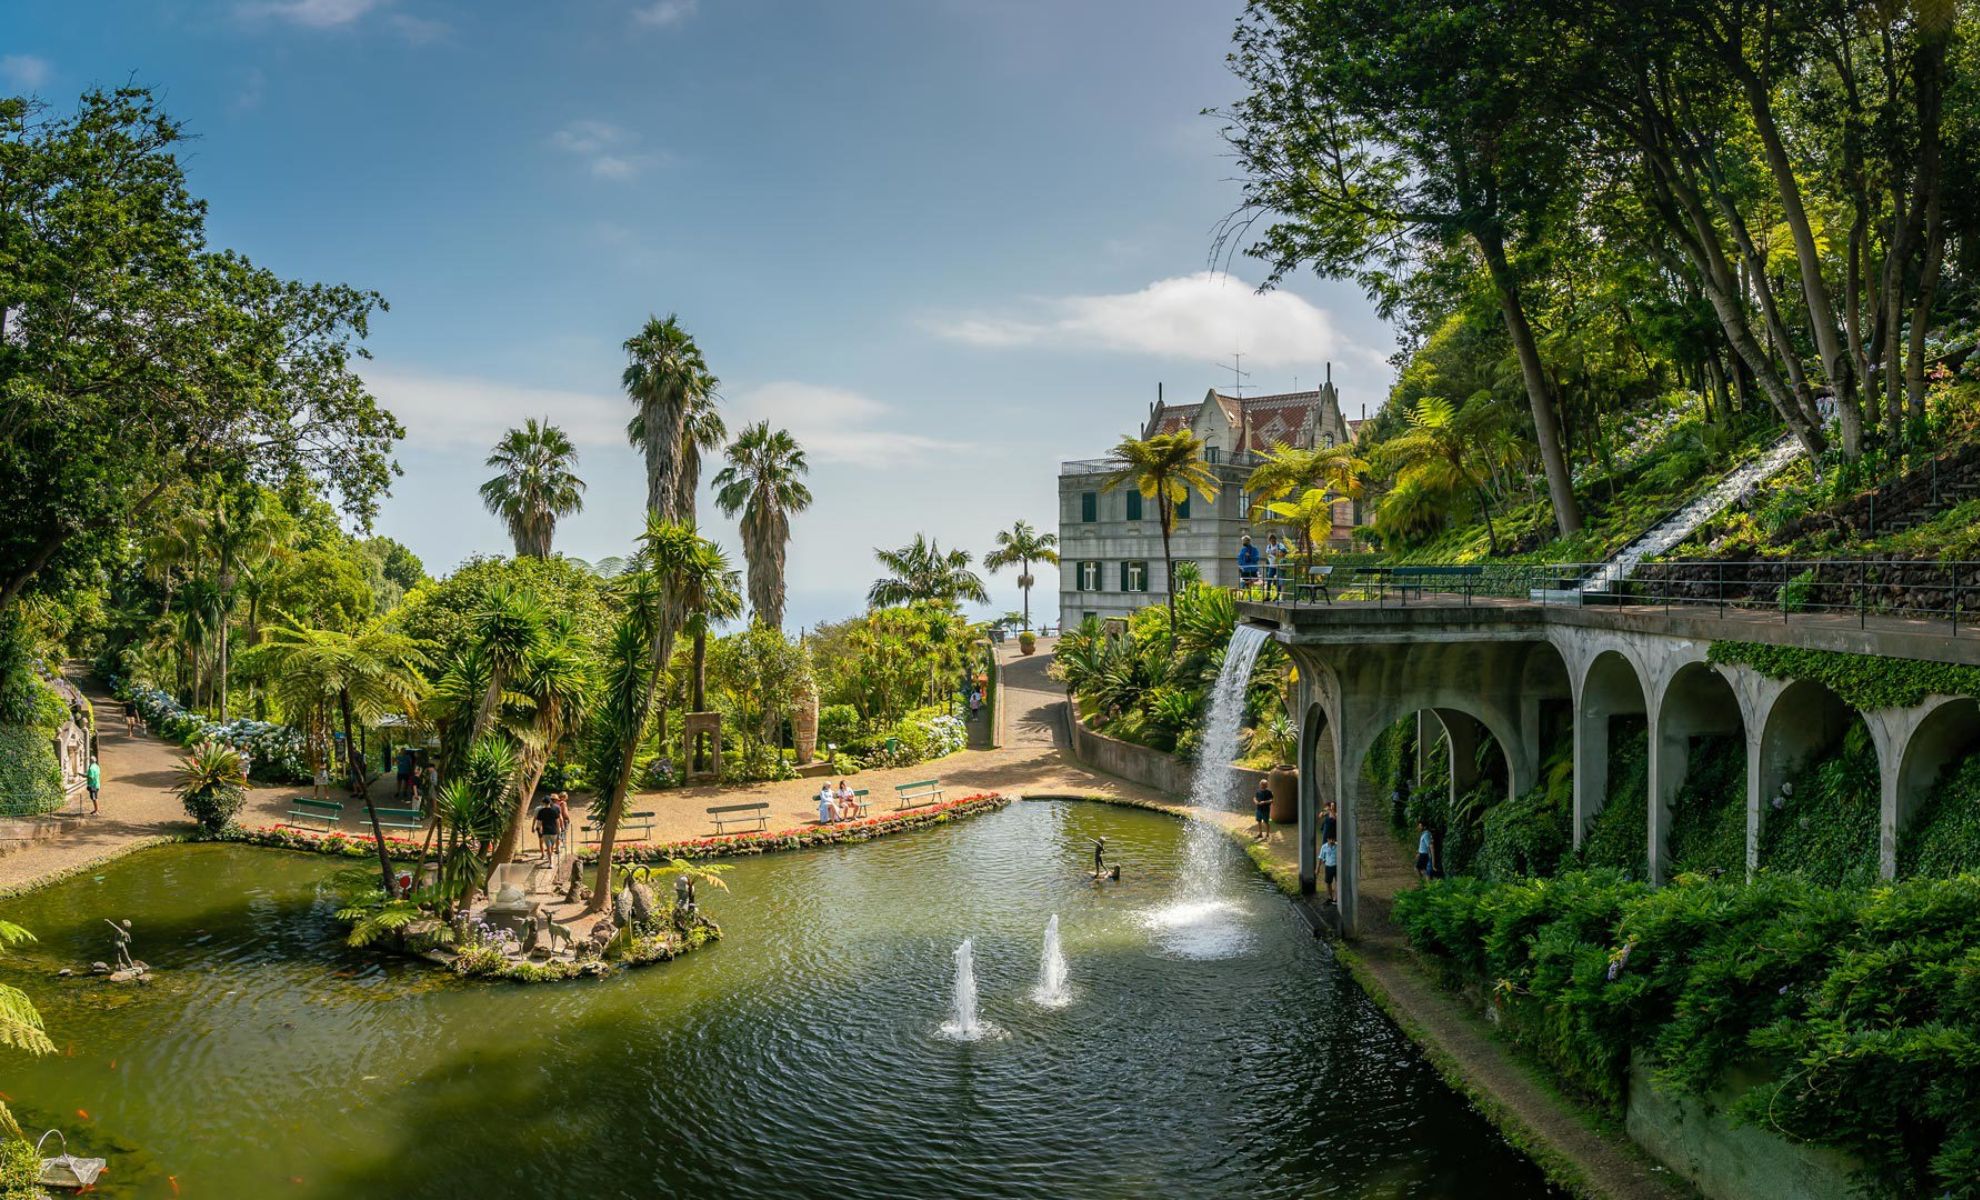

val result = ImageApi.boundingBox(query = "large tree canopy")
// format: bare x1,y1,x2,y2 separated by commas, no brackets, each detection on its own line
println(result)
0,88,401,608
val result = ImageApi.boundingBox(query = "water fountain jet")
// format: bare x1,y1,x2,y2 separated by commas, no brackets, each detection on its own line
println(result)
939,938,993,1040
1033,914,1070,1007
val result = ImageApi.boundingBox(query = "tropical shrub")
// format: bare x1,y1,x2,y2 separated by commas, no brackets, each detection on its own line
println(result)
1577,716,1648,876
1394,871,1980,1199
817,703,860,750
1664,734,1747,877
174,741,248,833
1759,721,1879,887
1475,741,1574,881
0,1136,41,1199
1899,752,1980,877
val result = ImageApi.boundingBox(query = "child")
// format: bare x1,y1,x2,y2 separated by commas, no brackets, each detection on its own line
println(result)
1252,779,1274,840
1320,836,1339,904
1415,819,1437,885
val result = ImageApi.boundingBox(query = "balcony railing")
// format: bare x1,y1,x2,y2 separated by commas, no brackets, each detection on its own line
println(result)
1059,450,1268,476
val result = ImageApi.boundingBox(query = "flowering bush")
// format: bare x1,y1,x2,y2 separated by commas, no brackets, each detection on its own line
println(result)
112,676,310,783
586,793,1009,863
215,822,427,860
856,708,969,769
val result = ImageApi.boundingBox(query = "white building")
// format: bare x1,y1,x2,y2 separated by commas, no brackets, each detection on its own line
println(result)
1057,374,1369,629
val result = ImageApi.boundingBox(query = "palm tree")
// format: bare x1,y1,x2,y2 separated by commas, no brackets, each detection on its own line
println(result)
671,387,727,522
623,315,717,522
479,419,586,559
982,520,1059,632
485,614,593,875
670,535,743,773
712,422,812,629
243,617,429,895
467,584,548,743
583,517,724,913
868,535,989,609
1260,489,1344,562
1101,431,1221,626
1246,442,1367,565
1378,396,1505,554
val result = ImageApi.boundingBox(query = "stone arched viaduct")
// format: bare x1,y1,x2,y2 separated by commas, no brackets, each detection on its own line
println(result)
1244,600,1980,937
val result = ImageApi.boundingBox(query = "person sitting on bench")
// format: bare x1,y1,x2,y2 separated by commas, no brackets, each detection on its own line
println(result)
834,779,857,820
817,783,837,824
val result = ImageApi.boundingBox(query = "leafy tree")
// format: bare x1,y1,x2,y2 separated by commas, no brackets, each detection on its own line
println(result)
390,554,616,672
478,419,585,559
1100,431,1220,625
484,613,592,875
465,584,548,742
1245,442,1367,561
1377,397,1511,554
710,622,814,762
868,534,989,609
983,520,1059,632
712,422,812,630
1,89,401,611
1220,0,1585,534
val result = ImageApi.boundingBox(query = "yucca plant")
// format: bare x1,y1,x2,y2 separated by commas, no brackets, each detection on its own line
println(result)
175,741,248,833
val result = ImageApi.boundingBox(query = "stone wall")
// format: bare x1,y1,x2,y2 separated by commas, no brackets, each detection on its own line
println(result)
1066,708,1265,806
1625,1053,1857,1200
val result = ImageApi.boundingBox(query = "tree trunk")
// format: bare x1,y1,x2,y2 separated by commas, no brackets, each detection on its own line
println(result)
690,627,708,771
1159,497,1176,628
587,625,672,915
217,603,230,723
486,755,546,883
341,690,397,898
1475,228,1581,537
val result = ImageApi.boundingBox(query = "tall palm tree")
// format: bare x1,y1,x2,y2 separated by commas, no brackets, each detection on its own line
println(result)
673,534,743,772
479,419,586,559
623,315,717,522
868,534,989,609
243,617,429,895
982,520,1059,632
671,388,727,523
1101,431,1221,626
1378,396,1505,554
584,517,720,913
712,422,812,629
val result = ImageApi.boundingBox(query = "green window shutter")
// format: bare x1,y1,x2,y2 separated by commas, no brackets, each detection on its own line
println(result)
1119,562,1130,591
1081,492,1097,522
1176,494,1191,520
1125,492,1142,521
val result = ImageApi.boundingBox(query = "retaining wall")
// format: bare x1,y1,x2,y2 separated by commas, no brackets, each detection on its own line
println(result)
1067,709,1264,806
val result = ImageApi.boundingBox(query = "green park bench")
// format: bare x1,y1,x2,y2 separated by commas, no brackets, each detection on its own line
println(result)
1296,565,1334,604
893,779,945,810
285,797,343,830
1391,565,1483,604
583,811,657,843
373,806,426,833
847,788,870,818
707,802,768,834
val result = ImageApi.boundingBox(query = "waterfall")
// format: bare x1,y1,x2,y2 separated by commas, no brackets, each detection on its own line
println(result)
1033,914,1069,1008
1582,432,1804,593
1144,624,1270,960
939,938,990,1040
1178,624,1271,898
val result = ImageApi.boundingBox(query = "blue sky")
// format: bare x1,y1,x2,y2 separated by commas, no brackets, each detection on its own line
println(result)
8,0,1398,630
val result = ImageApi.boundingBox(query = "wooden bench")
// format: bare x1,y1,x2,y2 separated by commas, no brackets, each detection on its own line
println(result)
285,797,343,830
842,789,870,819
893,779,945,810
1296,565,1334,604
583,810,657,843
372,806,426,833
707,802,769,835
1391,565,1483,604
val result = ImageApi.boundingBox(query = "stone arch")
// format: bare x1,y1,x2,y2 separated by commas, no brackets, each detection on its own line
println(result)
1573,648,1649,848
1650,661,1746,882
1751,678,1855,875
1890,696,1980,876
1296,698,1336,899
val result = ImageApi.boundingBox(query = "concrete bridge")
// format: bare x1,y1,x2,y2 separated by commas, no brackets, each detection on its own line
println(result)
1241,596,1980,936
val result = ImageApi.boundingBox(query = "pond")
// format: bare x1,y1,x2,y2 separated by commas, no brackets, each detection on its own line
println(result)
0,801,1557,1198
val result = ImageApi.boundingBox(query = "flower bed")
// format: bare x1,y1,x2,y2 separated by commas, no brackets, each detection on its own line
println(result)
214,792,1011,863
109,676,310,784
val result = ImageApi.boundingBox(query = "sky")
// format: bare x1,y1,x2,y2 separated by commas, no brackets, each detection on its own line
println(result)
8,0,1400,631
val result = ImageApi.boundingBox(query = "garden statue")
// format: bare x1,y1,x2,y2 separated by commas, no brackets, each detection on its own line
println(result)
674,874,696,913
612,884,635,928
104,920,134,971
563,858,588,904
628,879,657,929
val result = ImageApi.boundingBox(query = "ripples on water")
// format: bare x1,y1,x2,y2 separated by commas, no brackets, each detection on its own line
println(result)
0,802,1560,1199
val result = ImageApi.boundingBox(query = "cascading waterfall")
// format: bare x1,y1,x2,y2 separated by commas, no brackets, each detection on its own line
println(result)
1033,914,1069,1008
939,938,990,1040
1179,624,1271,897
1145,623,1271,959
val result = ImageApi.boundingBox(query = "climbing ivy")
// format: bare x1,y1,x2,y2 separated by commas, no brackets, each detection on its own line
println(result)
1707,640,1980,709
1578,715,1649,876
1665,734,1748,878
1759,722,1880,887
1475,740,1574,881
1898,753,1980,878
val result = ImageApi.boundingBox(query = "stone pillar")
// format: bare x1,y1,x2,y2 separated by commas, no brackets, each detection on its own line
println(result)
1647,709,1688,885
1867,698,1978,881
1432,708,1482,808
1297,703,1323,896
1572,708,1609,849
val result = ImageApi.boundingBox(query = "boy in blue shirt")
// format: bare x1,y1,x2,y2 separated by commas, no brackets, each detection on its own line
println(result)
1320,835,1338,904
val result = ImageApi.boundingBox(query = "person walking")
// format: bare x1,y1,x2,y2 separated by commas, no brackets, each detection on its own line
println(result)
1321,800,1338,846
1415,819,1437,885
1263,532,1287,599
394,747,414,800
1252,778,1274,840
122,699,138,736
85,756,101,815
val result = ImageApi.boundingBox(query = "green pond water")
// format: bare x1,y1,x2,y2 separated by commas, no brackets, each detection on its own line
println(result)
0,801,1557,1198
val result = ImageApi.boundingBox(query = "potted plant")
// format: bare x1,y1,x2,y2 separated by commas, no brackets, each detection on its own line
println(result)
1018,630,1037,655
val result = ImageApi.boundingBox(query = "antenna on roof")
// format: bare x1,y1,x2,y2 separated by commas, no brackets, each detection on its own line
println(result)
1214,350,1250,398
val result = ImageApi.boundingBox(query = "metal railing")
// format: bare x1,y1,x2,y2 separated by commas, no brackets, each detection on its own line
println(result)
1254,558,1980,637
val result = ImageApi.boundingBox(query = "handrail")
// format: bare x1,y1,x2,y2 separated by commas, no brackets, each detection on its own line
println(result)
1254,557,1979,637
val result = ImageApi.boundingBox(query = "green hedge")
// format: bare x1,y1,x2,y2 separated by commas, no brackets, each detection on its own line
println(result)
1578,715,1648,875
1475,741,1574,881
0,724,63,817
1707,640,1980,709
1394,871,1980,1198
1665,733,1747,877
1899,752,1980,877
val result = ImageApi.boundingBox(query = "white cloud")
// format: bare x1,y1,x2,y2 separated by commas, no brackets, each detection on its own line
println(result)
238,0,385,28
1,55,53,90
550,120,663,180
386,13,448,42
726,381,964,467
363,366,629,451
928,271,1371,369
633,0,697,28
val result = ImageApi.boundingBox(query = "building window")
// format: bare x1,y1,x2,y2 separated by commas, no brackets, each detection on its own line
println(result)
1205,445,1220,464
1076,561,1103,591
1125,491,1142,521
1082,611,1097,625
1238,491,1252,520
1121,561,1149,592
1080,491,1097,522
1323,432,1335,448
1176,494,1191,520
